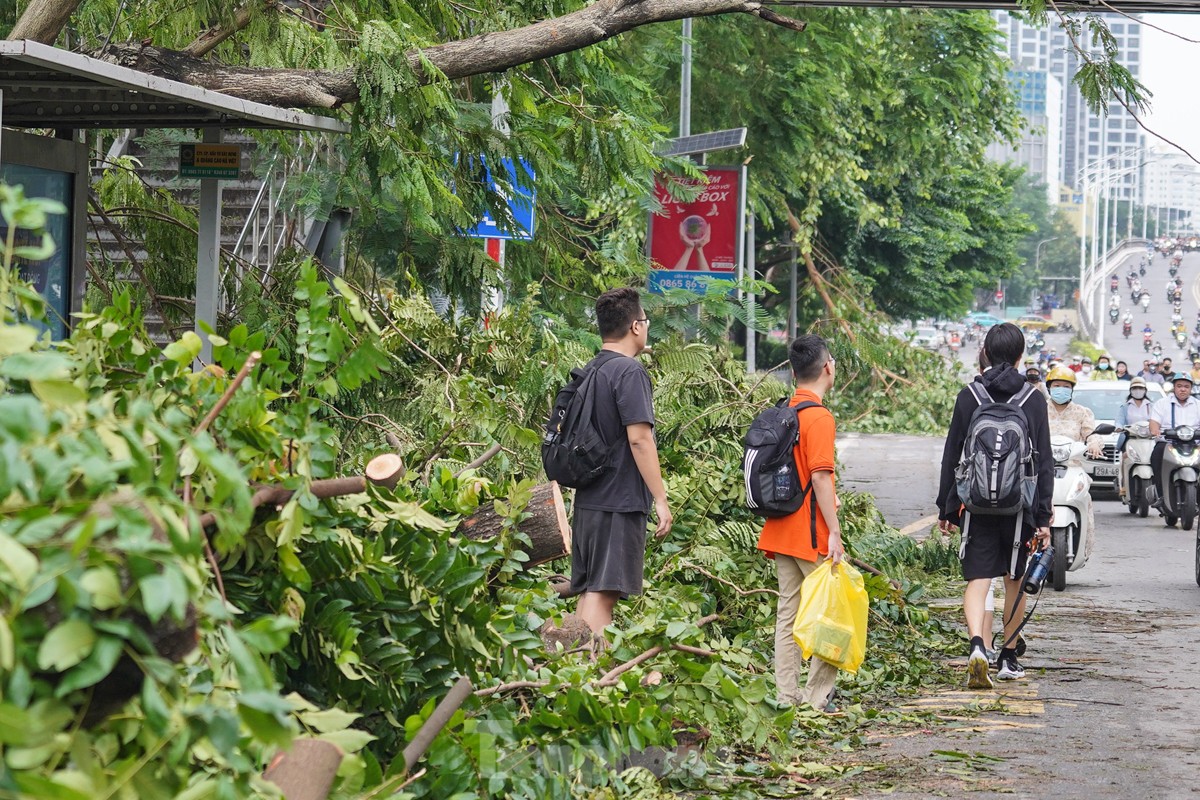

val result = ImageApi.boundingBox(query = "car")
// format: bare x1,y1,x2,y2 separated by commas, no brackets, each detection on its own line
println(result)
909,326,945,351
965,312,1005,328
1071,381,1166,492
1016,314,1056,332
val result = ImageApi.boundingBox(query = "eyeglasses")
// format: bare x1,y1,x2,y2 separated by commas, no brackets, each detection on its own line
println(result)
633,317,649,328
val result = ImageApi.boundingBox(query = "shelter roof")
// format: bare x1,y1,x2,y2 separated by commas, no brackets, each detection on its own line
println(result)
0,39,348,133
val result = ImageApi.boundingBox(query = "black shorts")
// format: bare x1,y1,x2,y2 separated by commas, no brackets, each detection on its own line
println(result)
569,508,648,599
960,512,1035,581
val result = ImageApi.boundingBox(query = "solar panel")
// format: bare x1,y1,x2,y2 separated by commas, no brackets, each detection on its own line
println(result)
658,128,747,157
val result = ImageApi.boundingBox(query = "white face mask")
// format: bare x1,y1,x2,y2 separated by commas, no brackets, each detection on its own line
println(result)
1131,389,1147,400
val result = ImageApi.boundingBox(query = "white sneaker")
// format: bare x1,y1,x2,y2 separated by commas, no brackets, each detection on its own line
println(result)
967,647,993,690
996,656,1026,681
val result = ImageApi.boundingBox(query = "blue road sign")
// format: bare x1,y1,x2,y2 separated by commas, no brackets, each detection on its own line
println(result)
465,157,536,241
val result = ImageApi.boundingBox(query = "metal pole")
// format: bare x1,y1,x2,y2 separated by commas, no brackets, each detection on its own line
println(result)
746,212,756,374
679,19,692,138
1080,169,1089,315
196,127,223,366
788,232,798,341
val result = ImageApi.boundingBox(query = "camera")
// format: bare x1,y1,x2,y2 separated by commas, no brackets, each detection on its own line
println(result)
1023,545,1054,594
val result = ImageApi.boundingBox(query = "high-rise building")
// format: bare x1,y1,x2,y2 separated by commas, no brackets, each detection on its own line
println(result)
991,12,1146,202
1143,148,1200,234
985,70,1063,206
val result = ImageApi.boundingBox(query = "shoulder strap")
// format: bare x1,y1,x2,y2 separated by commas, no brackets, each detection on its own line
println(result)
967,382,992,406
1012,383,1036,408
793,400,823,415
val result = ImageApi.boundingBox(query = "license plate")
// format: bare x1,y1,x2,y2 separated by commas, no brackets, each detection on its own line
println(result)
1093,465,1119,477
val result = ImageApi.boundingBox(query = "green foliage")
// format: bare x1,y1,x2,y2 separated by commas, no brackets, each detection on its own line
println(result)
0,180,967,796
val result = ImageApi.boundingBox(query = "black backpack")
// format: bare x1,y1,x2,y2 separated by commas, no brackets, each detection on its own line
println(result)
743,399,824,532
541,352,621,488
954,382,1038,519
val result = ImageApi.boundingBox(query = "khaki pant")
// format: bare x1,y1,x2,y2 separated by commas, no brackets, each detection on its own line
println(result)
774,554,839,708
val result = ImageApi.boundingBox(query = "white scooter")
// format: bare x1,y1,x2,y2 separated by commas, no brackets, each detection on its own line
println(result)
1048,426,1113,590
1118,421,1156,518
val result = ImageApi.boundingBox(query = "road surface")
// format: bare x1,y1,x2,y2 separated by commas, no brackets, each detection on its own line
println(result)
837,432,1200,798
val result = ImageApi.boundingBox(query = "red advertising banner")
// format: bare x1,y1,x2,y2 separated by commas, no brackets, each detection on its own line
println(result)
648,167,741,293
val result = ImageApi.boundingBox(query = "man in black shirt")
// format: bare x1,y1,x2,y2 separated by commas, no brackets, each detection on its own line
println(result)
936,323,1054,689
570,288,673,636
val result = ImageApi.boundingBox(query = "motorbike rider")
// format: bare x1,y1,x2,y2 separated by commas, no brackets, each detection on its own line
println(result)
1139,359,1167,385
1093,355,1116,380
1162,358,1176,381
1149,373,1200,512
1109,295,1121,312
1045,366,1102,564
1116,376,1155,457
1115,361,1132,381
1068,355,1083,374
1142,293,1152,311
1191,359,1200,383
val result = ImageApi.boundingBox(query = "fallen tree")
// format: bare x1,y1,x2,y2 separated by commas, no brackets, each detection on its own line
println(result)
8,0,803,110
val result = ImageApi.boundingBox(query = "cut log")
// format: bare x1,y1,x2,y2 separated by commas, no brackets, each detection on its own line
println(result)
264,739,344,800
366,453,405,490
457,481,571,567
539,613,593,652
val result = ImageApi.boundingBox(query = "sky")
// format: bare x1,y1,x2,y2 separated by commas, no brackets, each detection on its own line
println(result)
1139,15,1200,161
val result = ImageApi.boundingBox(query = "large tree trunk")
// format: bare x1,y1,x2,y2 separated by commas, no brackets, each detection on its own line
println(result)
8,0,802,110
458,481,571,567
8,0,83,44
264,740,344,800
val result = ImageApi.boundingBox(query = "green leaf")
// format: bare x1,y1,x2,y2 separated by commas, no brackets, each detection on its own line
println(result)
0,703,33,744
0,351,71,381
299,707,360,733
0,534,38,590
240,616,298,655
80,567,123,610
37,619,96,672
30,379,86,408
0,617,13,670
163,331,203,364
0,324,38,357
55,635,123,696
317,728,376,752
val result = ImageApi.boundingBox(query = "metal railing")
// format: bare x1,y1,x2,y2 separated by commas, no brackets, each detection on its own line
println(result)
1079,238,1151,350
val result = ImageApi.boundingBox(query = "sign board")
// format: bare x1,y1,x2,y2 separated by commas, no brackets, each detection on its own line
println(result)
648,167,742,294
464,157,536,241
179,143,241,180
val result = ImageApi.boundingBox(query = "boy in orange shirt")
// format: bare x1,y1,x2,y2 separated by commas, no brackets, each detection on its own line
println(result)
756,334,844,711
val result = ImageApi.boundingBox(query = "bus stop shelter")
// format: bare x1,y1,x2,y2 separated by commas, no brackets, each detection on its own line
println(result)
0,38,348,359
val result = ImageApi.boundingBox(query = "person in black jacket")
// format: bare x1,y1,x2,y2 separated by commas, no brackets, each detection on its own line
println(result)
936,323,1054,690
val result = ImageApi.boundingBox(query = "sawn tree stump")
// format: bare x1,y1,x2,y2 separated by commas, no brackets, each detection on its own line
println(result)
457,482,571,567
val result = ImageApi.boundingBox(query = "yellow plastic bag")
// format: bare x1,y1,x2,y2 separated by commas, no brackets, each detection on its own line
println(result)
792,560,869,673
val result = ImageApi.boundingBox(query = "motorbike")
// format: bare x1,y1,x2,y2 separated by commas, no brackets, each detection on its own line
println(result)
1119,421,1156,518
1141,263,1147,276
1123,321,1133,339
1171,263,1180,278
1179,331,1190,349
1110,307,1120,324
1144,333,1154,352
1146,425,1200,531
1048,427,1111,591
1154,344,1164,359
1143,294,1152,312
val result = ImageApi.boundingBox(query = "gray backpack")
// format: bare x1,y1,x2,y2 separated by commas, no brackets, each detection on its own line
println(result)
955,383,1037,518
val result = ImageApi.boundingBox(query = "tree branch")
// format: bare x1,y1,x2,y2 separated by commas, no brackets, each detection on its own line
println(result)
77,0,803,110
185,1,273,58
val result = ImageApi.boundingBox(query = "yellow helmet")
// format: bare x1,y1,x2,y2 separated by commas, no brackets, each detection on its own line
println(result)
1045,366,1077,386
